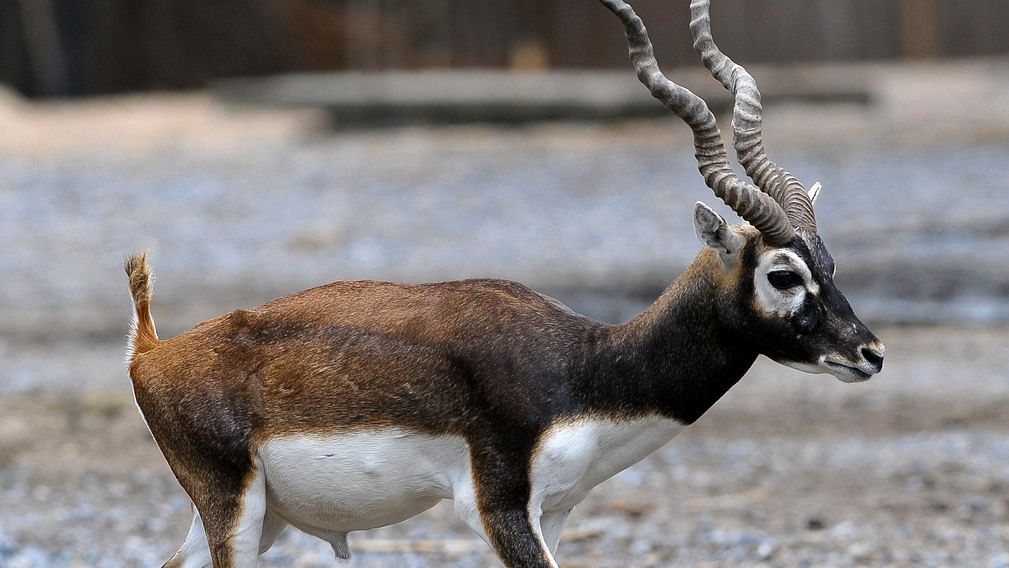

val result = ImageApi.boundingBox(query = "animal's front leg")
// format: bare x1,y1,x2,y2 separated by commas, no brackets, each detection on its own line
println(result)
538,508,573,556
468,444,558,568
481,507,557,568
455,483,557,568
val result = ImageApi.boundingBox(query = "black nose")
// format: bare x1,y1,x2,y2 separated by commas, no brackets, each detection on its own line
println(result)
861,346,884,371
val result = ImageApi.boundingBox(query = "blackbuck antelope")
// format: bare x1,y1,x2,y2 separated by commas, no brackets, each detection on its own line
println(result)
125,1,884,566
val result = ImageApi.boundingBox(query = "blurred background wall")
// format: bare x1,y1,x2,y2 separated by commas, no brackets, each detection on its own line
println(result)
3,0,1009,97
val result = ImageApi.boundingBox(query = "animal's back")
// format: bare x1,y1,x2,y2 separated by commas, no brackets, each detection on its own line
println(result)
128,278,606,445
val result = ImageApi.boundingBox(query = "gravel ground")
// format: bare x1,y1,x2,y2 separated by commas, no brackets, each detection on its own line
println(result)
1,59,1008,566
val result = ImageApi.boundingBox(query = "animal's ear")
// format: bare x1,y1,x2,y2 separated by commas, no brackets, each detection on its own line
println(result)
807,181,822,205
693,201,743,264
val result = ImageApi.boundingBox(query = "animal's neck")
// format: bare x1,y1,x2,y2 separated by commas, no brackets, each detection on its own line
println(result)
585,251,758,424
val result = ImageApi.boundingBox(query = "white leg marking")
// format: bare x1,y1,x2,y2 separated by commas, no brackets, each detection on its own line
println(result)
453,481,489,545
256,509,288,555
529,507,560,568
539,508,572,556
227,458,267,565
167,510,212,568
520,417,682,567
530,416,682,512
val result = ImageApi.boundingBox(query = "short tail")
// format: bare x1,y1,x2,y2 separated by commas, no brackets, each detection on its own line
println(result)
124,251,159,361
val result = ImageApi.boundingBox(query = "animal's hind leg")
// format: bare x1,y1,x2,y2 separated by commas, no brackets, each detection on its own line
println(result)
167,458,268,568
257,509,289,555
163,504,277,568
214,459,267,567
162,510,211,568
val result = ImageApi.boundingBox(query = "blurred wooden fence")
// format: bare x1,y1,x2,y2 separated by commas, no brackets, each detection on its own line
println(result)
2,0,1008,97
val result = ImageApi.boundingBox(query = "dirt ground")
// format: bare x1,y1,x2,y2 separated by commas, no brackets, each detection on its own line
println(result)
2,325,1008,567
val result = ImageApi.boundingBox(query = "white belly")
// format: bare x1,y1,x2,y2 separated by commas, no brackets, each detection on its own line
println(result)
259,429,473,532
257,416,682,536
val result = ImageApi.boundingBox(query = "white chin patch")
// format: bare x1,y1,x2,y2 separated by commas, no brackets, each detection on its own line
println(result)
777,357,872,383
778,358,827,375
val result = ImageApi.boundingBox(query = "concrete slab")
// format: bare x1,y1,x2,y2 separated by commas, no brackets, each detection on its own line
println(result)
214,69,871,126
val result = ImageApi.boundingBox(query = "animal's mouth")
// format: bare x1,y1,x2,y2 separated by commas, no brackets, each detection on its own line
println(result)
823,360,873,383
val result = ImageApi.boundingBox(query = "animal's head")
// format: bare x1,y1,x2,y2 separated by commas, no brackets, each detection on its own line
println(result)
694,196,883,382
602,0,883,381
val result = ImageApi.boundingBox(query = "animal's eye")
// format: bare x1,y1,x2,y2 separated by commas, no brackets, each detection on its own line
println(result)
767,270,802,290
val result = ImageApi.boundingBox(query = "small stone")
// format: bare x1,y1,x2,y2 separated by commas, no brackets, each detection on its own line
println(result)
7,546,52,568
848,542,873,560
928,499,950,512
829,521,857,539
964,496,991,515
805,517,825,531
